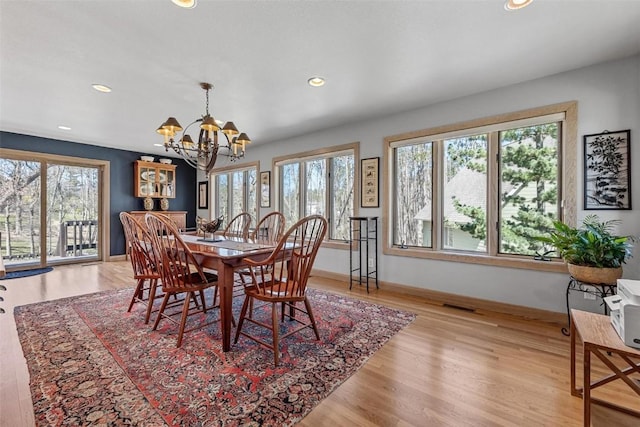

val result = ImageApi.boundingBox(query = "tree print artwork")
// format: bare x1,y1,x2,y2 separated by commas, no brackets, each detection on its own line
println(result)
584,130,631,210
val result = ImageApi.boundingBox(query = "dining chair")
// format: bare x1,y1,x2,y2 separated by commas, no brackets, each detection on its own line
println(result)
119,212,162,324
145,212,220,348
250,211,286,243
234,214,328,366
155,212,181,231
238,211,286,284
237,211,286,303
222,212,252,240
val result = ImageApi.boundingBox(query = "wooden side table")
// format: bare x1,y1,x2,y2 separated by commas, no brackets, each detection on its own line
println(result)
570,309,640,426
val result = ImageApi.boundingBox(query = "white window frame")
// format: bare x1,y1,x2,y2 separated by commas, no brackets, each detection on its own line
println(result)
383,102,577,272
273,142,359,248
210,161,259,225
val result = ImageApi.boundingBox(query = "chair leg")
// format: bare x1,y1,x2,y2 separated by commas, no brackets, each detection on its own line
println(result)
304,297,320,340
176,291,192,348
128,278,145,312
199,289,207,313
272,302,280,366
144,278,158,324
248,297,254,319
153,292,172,331
234,295,251,344
190,292,201,310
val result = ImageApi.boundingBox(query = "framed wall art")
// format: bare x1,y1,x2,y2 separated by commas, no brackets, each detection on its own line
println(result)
361,157,379,208
260,171,271,208
198,181,209,210
583,129,631,210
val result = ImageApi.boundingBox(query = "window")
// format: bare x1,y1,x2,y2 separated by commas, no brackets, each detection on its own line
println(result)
394,142,433,248
275,143,357,242
442,134,487,252
385,102,576,271
499,123,560,256
280,163,300,227
212,163,258,226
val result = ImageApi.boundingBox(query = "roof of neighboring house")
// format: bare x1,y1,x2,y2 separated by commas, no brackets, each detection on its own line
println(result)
415,168,486,223
415,167,522,224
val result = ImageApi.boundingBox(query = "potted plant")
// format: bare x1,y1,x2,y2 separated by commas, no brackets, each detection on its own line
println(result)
536,214,634,284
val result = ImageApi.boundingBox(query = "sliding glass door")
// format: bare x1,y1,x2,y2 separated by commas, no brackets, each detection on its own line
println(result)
46,164,100,263
0,155,103,269
0,159,42,268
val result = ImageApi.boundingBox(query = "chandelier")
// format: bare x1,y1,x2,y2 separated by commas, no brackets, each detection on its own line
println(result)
156,82,251,174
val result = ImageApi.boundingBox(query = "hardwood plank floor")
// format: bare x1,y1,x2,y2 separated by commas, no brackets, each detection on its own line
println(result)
0,261,637,426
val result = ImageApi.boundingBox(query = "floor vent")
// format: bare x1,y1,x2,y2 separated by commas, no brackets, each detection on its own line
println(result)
443,303,476,313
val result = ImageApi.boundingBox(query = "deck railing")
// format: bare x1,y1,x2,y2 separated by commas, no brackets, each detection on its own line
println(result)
57,220,99,257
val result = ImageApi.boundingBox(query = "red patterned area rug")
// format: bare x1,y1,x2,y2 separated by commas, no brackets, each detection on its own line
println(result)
15,288,415,426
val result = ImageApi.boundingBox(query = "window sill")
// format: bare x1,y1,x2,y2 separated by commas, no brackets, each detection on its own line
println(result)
322,240,351,250
383,246,568,273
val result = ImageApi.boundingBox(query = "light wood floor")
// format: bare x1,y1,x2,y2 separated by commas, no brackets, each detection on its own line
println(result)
0,261,638,426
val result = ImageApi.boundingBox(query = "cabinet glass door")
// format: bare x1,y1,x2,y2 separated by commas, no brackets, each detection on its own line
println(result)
159,169,175,198
139,165,157,197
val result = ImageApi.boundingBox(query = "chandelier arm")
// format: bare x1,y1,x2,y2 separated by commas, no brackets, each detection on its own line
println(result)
181,156,199,169
178,119,204,154
221,132,232,147
205,144,219,175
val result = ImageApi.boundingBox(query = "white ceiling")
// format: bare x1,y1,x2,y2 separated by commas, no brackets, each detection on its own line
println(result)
2,0,640,158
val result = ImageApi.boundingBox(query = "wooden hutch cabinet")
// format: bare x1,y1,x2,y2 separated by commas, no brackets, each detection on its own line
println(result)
134,160,176,199
128,211,187,231
131,160,186,231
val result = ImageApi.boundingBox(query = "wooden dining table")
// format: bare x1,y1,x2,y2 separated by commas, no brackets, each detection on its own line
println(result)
180,234,276,351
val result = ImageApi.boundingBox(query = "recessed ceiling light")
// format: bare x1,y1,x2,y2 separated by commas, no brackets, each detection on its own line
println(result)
58,125,71,131
308,77,326,87
92,84,112,93
504,0,533,10
153,143,164,147
171,0,196,8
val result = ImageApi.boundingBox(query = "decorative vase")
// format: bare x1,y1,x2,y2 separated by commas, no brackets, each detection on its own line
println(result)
567,263,622,285
160,197,169,211
143,196,154,211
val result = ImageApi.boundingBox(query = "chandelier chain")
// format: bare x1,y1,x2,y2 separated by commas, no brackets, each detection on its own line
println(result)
205,87,210,116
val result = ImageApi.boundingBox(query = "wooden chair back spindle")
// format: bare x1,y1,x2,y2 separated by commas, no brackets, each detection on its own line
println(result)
223,212,252,240
251,211,286,243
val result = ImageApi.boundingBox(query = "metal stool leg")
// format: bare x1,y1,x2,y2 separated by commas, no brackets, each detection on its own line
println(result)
562,278,574,336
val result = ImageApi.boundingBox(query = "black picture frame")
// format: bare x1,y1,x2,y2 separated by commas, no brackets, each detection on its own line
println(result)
260,171,271,208
583,129,631,210
361,157,379,208
198,181,209,210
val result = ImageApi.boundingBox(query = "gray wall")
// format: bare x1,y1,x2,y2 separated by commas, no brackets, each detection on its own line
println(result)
0,132,197,256
230,55,640,314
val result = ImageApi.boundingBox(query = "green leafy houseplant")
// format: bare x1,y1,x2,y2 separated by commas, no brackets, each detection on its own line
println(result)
536,215,634,284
